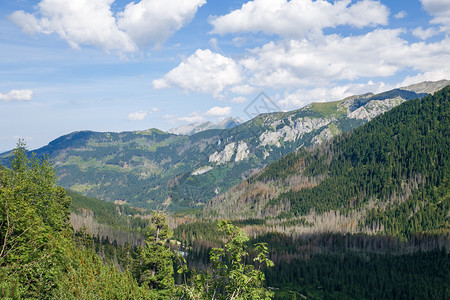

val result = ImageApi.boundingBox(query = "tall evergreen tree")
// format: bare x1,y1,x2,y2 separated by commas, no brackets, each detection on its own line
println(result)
133,211,176,298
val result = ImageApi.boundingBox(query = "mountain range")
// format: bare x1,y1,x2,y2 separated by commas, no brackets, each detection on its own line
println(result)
1,80,448,211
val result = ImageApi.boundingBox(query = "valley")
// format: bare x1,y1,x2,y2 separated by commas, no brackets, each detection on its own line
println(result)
1,80,449,299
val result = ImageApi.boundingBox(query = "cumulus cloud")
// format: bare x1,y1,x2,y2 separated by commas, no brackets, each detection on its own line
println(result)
231,96,248,103
205,106,232,116
127,108,158,121
240,29,405,88
173,111,207,123
279,86,352,109
168,106,233,125
399,67,450,87
210,0,389,38
278,81,394,110
420,0,450,30
0,89,33,102
127,111,148,120
117,0,205,48
412,26,439,40
394,10,407,19
152,49,243,98
9,0,204,53
10,0,136,53
229,84,258,95
239,29,450,89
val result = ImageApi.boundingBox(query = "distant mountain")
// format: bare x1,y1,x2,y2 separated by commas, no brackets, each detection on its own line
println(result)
400,79,450,94
204,86,450,239
167,117,241,135
1,80,448,211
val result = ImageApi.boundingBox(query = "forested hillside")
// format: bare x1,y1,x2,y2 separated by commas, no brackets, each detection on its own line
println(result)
205,86,449,239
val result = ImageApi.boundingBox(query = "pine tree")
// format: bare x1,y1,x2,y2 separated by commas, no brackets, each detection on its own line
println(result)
134,211,175,298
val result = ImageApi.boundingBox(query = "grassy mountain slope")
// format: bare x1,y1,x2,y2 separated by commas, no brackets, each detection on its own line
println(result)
205,86,450,239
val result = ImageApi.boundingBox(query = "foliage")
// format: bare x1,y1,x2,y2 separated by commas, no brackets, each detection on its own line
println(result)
133,211,176,298
54,239,153,300
0,142,153,299
178,220,274,299
0,141,72,298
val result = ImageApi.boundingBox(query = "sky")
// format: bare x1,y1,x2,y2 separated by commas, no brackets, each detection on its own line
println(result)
0,0,449,152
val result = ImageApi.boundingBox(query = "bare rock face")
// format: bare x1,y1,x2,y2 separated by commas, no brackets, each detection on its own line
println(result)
259,118,333,147
192,166,213,175
209,142,236,164
235,142,249,162
347,97,406,121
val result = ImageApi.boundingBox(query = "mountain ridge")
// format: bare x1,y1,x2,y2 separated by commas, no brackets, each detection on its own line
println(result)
1,80,448,211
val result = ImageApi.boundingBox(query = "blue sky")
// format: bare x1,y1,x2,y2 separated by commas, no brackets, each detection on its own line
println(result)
0,0,449,152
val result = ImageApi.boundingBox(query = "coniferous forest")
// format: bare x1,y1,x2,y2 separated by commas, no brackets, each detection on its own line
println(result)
1,87,449,299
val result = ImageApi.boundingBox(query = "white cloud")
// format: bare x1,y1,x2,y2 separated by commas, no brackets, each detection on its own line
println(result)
178,112,207,123
178,116,206,123
10,0,136,53
9,0,204,53
229,84,258,95
0,89,33,102
205,106,232,116
420,0,450,30
127,111,148,121
209,38,219,51
394,10,407,19
117,0,205,48
399,67,450,87
127,108,158,121
278,81,394,110
240,29,450,89
240,29,405,88
152,49,243,98
170,106,233,124
9,10,43,35
279,86,352,109
210,0,389,38
231,96,248,103
412,26,439,40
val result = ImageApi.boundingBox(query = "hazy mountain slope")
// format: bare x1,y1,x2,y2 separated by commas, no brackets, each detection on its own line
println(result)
1,81,447,210
167,117,241,135
204,86,449,239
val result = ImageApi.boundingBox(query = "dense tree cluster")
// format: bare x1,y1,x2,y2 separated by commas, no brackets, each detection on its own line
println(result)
267,248,449,299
